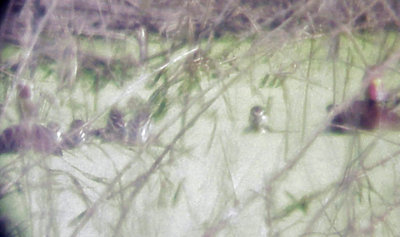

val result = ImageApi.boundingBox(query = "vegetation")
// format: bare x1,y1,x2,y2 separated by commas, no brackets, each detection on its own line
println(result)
1,0,400,236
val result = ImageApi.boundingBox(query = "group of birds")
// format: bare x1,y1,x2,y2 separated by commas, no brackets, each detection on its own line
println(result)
0,84,86,156
0,74,398,155
248,75,400,134
0,83,152,156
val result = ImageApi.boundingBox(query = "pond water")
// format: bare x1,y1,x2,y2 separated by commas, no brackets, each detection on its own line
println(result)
2,32,400,236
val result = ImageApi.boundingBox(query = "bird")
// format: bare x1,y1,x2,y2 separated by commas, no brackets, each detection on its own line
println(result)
248,105,268,133
126,108,151,144
0,83,63,155
106,107,126,141
61,120,87,149
0,123,62,156
328,100,380,132
328,77,400,133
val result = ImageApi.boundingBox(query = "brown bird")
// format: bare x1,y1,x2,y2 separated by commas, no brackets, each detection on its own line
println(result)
0,123,62,156
328,78,400,133
328,100,380,132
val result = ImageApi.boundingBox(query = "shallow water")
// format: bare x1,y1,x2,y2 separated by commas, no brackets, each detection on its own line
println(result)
2,33,400,236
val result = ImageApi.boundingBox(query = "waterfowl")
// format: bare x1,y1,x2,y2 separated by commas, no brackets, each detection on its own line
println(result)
0,123,62,156
126,107,152,144
106,107,126,141
0,83,62,155
248,105,268,132
92,106,152,145
328,99,380,133
61,120,87,149
0,83,63,155
328,78,400,133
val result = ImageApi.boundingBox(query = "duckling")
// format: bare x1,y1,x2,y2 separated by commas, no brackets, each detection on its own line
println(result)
61,120,87,149
249,105,268,133
126,107,152,144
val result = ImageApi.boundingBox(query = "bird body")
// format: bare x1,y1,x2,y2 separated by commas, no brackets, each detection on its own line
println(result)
0,123,62,156
328,77,400,133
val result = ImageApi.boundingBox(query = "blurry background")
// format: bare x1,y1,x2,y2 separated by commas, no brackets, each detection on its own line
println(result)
1,0,400,236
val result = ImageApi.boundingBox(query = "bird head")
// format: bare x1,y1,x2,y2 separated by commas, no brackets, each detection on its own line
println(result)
367,78,385,102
